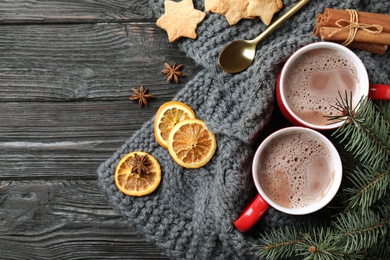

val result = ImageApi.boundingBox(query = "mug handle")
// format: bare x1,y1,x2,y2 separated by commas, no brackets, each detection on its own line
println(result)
369,84,390,100
234,194,270,232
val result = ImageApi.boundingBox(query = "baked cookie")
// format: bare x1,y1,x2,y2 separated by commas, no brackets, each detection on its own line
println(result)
205,0,283,26
248,0,283,25
205,0,252,25
156,0,206,42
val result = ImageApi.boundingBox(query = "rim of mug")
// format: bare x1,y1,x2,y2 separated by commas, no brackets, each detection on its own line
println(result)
252,126,343,215
278,41,370,130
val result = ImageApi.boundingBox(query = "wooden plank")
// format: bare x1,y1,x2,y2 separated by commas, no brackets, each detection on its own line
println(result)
0,0,154,24
0,179,169,259
0,22,199,102
0,3,202,259
0,100,169,179
0,23,201,178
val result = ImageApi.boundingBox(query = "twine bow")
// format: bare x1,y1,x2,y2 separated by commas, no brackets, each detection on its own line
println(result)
329,9,383,46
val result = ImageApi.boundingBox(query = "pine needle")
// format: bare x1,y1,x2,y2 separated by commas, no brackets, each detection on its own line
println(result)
330,93,390,210
344,165,390,210
375,100,390,123
254,95,390,259
256,226,302,259
364,233,390,259
333,209,390,254
296,227,346,260
330,93,390,170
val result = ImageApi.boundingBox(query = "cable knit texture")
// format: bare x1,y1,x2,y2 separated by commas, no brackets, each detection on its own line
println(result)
98,0,390,259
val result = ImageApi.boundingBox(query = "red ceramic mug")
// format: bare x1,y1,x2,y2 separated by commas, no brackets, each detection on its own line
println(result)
234,42,389,232
234,127,342,232
276,41,390,130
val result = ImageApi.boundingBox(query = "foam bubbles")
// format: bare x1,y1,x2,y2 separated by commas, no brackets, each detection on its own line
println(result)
285,48,360,126
258,131,334,209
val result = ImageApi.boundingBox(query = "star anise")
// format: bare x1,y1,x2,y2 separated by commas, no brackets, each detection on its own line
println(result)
128,153,151,175
130,85,155,107
161,62,185,83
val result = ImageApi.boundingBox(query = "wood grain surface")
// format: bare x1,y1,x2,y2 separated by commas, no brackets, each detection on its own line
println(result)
0,1,201,258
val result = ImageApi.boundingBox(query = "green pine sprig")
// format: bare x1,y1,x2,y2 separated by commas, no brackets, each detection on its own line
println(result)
256,208,390,259
364,233,390,259
375,100,390,123
256,94,390,259
344,165,390,210
330,93,390,170
364,204,390,259
257,226,302,260
329,93,390,210
296,227,346,260
333,209,390,254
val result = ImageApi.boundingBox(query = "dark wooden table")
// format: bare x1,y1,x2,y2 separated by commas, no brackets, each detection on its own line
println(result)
0,1,202,258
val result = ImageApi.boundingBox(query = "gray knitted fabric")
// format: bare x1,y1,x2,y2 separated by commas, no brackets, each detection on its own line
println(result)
97,0,390,259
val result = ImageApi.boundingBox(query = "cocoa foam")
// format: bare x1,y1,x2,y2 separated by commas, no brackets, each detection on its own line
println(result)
257,131,334,209
285,48,360,126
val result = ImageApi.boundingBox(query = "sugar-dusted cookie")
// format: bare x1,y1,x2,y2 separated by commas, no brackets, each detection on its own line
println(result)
156,0,206,42
247,0,283,25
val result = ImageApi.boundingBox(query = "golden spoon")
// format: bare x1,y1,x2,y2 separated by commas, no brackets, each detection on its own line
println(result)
218,0,312,73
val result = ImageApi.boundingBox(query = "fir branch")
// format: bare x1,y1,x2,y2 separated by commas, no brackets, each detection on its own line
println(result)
354,98,390,159
333,209,390,254
374,195,390,218
296,227,347,260
331,94,390,170
328,91,355,128
255,96,390,259
364,232,390,260
374,100,390,123
331,95,390,209
364,204,390,259
257,226,302,259
344,165,390,210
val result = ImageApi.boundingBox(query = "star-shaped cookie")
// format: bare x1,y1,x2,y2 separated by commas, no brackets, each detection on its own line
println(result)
205,0,283,26
156,0,206,42
248,0,283,25
205,0,252,25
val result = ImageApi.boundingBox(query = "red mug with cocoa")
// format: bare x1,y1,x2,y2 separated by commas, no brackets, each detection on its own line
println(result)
276,41,390,130
234,42,389,232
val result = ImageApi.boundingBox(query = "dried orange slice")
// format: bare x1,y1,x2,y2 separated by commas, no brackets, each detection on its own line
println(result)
114,151,161,196
168,119,217,168
154,101,196,148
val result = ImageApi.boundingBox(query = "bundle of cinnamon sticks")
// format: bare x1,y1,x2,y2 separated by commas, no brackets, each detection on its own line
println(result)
313,8,390,55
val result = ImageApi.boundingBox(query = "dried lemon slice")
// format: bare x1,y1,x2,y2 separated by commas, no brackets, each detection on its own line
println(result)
114,151,161,196
154,101,196,148
167,119,217,168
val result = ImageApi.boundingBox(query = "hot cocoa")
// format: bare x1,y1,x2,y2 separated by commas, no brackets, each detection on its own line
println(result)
284,48,360,126
257,130,335,209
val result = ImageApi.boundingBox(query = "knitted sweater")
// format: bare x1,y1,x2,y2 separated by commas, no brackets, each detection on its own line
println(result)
97,0,390,258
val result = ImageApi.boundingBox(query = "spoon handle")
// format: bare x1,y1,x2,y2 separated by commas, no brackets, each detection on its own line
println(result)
252,0,312,44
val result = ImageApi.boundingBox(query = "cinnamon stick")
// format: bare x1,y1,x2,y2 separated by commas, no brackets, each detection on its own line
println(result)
342,41,388,55
312,9,389,54
320,26,390,45
321,8,390,33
